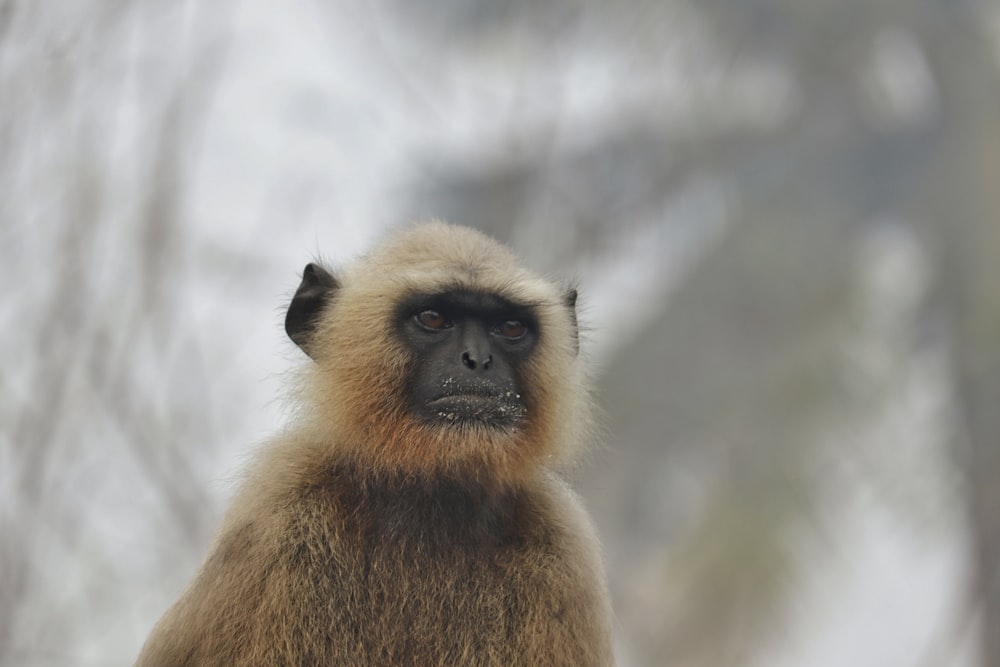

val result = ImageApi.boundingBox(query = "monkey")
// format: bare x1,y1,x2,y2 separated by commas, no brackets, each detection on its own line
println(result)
136,221,614,666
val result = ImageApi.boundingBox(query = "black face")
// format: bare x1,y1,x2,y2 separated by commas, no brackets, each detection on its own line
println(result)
397,290,538,428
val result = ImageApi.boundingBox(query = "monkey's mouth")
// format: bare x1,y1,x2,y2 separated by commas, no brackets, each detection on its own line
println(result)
424,389,526,427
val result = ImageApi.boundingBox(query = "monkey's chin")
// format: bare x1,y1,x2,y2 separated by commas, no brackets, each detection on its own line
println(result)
423,395,526,429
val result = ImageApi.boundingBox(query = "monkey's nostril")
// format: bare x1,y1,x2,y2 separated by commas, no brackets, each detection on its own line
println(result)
461,352,492,371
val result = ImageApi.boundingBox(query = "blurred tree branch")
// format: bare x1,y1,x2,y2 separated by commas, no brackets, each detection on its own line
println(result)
915,11,1000,664
0,1,230,662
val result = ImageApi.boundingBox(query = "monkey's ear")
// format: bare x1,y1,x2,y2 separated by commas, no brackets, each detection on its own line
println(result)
564,288,579,357
286,263,340,358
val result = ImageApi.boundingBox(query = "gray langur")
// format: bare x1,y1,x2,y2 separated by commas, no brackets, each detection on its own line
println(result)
136,221,614,666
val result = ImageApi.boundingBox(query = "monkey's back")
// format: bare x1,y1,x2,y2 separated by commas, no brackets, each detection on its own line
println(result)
137,461,613,667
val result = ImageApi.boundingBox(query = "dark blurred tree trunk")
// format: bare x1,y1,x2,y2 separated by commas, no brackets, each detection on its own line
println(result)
917,12,1000,666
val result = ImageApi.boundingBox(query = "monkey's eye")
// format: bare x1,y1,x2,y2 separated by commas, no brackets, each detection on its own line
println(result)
496,320,527,340
416,310,451,330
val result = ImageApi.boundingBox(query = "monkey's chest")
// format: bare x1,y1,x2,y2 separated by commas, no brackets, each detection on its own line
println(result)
284,485,556,661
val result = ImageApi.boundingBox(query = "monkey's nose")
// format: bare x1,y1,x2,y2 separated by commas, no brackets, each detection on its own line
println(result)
461,351,493,371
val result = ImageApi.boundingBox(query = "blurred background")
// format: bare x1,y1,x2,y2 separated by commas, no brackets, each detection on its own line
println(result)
2,1,999,665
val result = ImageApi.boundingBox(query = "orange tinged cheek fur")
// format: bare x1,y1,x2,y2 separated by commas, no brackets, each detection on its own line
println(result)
312,307,574,483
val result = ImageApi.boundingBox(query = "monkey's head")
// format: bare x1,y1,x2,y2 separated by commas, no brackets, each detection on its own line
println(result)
285,221,591,484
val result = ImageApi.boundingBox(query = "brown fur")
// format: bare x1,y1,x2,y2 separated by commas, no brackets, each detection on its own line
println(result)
136,222,614,666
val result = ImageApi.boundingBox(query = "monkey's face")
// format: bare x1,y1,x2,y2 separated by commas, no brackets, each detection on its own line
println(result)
396,289,536,430
284,223,589,481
